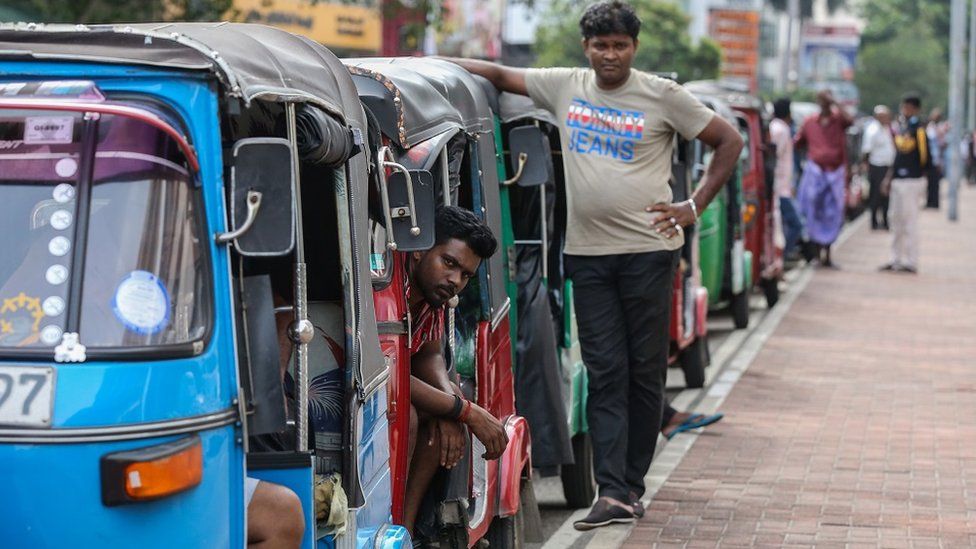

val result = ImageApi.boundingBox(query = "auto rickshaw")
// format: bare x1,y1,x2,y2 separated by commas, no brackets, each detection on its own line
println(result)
686,81,782,309
0,22,412,548
343,57,537,547
687,91,753,329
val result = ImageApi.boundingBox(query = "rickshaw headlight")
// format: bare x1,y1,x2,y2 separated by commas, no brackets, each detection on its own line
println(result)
101,435,203,506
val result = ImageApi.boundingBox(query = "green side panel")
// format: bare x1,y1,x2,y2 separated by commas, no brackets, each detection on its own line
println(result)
742,250,753,292
562,279,588,435
493,117,519,367
698,193,727,307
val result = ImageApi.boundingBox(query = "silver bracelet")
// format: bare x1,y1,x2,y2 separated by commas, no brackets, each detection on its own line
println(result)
686,199,699,221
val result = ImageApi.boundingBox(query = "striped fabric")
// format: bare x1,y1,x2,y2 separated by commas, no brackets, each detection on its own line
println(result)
405,272,445,355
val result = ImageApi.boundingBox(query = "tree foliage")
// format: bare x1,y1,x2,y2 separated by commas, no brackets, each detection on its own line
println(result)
855,22,948,111
533,0,721,82
4,0,234,23
858,0,949,60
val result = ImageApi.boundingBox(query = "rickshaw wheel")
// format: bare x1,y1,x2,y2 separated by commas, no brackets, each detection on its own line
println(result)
485,493,525,548
561,432,596,508
731,291,750,329
680,334,708,389
761,277,780,308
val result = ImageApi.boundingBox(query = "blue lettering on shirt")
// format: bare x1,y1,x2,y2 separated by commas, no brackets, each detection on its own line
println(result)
565,98,645,162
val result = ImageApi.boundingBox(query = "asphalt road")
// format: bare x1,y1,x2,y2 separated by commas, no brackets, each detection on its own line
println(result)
526,293,775,547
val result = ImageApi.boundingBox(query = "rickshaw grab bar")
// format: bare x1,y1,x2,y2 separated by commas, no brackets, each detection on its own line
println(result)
215,190,262,244
0,407,238,444
0,99,200,172
376,146,420,250
501,152,528,186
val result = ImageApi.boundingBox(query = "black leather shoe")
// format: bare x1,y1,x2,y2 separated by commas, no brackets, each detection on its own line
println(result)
573,499,636,531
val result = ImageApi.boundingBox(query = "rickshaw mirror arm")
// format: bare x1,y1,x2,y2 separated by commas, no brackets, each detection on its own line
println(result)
215,190,262,244
502,152,528,186
380,148,421,237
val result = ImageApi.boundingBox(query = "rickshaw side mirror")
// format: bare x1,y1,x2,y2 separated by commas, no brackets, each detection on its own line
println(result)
223,138,296,257
386,169,436,252
505,125,554,187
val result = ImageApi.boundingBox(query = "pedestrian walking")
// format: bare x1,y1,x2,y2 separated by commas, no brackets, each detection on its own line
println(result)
881,94,929,274
770,98,804,260
925,108,946,208
861,105,896,230
794,90,854,268
443,0,743,530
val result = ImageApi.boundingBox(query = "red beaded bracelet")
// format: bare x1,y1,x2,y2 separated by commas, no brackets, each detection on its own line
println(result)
457,399,472,423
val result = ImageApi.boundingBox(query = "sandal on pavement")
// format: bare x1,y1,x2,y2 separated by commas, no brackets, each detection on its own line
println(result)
665,413,725,440
573,499,635,531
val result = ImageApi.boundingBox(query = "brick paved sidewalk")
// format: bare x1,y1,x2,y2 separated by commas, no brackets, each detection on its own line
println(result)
625,187,976,549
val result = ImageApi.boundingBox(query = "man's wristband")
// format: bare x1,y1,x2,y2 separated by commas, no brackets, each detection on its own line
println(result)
458,399,473,423
448,394,464,420
687,199,699,221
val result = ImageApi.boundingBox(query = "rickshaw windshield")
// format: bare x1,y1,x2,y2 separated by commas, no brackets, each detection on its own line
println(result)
0,108,210,353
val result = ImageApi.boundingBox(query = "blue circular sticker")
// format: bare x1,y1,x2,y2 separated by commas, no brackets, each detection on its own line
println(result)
112,270,170,335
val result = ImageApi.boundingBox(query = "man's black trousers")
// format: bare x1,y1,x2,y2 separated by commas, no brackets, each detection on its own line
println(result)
566,250,679,502
867,164,890,229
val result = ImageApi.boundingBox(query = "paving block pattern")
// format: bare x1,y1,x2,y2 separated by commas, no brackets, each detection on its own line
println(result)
625,188,976,548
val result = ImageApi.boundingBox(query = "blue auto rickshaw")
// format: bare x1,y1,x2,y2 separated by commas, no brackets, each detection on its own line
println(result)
0,22,414,548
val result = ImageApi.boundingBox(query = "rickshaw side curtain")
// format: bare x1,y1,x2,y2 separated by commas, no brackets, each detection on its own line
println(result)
512,182,574,471
296,105,355,168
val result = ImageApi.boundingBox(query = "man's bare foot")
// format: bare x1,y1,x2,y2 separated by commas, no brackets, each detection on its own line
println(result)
662,411,697,438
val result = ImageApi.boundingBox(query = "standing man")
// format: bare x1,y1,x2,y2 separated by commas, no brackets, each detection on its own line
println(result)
770,98,803,260
861,105,896,230
794,90,854,268
881,94,929,274
443,0,742,529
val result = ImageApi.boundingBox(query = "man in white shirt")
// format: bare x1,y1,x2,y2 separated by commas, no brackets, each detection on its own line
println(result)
769,98,802,259
861,105,896,230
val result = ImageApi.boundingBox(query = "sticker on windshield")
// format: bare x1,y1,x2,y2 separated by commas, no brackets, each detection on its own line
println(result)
370,253,386,272
24,116,74,145
53,184,75,203
112,271,170,335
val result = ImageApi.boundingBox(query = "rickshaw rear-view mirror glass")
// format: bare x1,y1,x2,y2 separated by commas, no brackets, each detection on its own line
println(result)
387,169,435,252
507,126,554,187
230,138,296,257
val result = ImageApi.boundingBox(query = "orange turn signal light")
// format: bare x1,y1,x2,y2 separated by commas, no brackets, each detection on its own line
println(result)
101,435,203,506
124,441,202,499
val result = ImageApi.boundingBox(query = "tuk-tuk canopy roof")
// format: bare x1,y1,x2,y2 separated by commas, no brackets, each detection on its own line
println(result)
498,92,558,126
344,57,495,148
0,22,351,120
685,80,764,112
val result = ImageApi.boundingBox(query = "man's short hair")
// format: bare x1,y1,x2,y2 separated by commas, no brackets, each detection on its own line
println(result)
873,105,890,116
579,1,641,41
435,205,497,259
773,98,791,120
902,93,922,108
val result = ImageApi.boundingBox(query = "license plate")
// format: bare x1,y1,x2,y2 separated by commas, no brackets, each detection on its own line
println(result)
0,366,55,427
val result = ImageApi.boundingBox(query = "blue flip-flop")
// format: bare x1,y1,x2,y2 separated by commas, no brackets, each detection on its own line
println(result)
666,413,724,439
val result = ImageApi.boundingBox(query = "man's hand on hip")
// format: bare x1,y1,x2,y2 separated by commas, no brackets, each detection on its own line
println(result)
647,201,696,239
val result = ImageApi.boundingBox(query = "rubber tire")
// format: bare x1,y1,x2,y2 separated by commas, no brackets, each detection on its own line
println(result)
679,334,708,389
561,432,596,509
731,290,750,329
485,497,524,549
519,478,544,543
761,277,780,308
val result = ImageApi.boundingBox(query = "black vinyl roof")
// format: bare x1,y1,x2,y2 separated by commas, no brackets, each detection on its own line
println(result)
0,22,351,120
344,57,495,148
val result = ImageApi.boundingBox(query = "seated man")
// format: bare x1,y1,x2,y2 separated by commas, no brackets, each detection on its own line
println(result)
402,206,510,534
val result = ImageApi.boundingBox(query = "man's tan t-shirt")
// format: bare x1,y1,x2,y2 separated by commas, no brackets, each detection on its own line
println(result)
525,68,714,255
